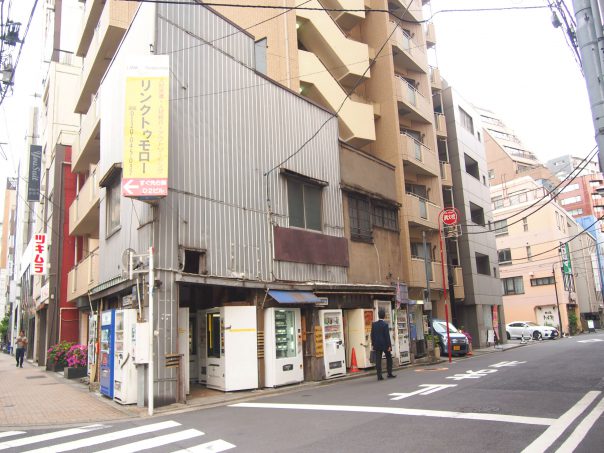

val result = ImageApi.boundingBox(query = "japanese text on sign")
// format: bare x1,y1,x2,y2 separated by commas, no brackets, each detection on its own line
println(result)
33,234,47,276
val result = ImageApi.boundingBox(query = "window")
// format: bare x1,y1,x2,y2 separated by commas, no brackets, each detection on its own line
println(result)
488,169,495,180
509,191,528,205
567,208,583,216
287,178,322,230
373,204,398,231
494,219,508,235
459,106,474,134
411,242,432,280
475,253,490,275
498,248,512,265
254,38,267,75
530,277,555,286
183,249,207,275
477,131,481,142
469,202,485,225
526,246,532,261
523,217,528,231
405,183,428,199
106,180,121,236
349,195,372,241
561,183,580,193
503,276,524,295
561,196,581,206
492,196,504,209
464,154,480,179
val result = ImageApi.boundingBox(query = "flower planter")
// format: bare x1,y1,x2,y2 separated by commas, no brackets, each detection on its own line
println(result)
46,362,65,373
64,366,87,379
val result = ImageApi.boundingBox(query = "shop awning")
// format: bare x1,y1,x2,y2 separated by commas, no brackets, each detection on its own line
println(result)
268,290,322,304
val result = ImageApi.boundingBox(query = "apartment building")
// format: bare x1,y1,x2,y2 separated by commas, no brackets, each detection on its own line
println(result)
0,178,16,318
441,86,503,346
547,154,600,180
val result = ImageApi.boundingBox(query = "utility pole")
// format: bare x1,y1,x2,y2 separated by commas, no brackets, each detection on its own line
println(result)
573,0,604,171
553,265,565,336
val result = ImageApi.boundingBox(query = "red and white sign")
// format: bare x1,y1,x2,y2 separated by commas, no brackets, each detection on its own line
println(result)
442,209,458,226
122,178,167,198
33,234,48,275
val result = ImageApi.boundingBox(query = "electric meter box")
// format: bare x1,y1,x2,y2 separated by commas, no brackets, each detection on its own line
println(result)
134,322,150,364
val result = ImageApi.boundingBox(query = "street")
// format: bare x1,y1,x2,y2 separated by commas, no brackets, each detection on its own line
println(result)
2,335,604,452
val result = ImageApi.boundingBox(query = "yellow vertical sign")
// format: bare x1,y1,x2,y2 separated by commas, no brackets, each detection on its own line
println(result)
122,56,169,199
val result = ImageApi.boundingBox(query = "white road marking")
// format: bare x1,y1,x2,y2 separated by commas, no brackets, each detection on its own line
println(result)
95,428,205,453
489,361,527,368
172,439,236,452
577,339,603,343
389,384,457,400
0,425,104,450
230,402,555,426
446,369,498,381
555,396,604,453
521,391,601,453
0,432,24,440
23,420,181,452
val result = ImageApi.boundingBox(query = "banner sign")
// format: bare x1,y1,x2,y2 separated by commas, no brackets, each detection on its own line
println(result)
122,55,170,200
561,242,572,275
33,234,48,275
27,145,42,201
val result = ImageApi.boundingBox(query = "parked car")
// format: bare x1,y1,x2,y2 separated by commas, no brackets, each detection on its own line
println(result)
431,319,469,356
506,321,559,340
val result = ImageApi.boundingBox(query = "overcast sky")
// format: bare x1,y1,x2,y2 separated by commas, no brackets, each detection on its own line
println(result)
0,0,598,214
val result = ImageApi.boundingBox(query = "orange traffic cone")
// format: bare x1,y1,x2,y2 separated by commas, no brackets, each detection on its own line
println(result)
349,347,360,373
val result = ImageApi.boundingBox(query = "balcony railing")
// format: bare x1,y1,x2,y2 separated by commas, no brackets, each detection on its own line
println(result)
429,66,442,91
400,133,439,176
69,167,100,237
389,21,428,73
395,76,433,123
425,22,436,47
67,249,100,302
453,267,465,299
440,161,453,186
409,258,444,289
405,193,440,229
434,112,447,136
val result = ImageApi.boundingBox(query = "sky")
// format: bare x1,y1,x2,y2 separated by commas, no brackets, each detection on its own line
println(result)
0,0,598,213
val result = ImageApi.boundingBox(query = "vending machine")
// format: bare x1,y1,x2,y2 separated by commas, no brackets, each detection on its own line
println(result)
113,308,138,405
205,306,258,391
395,307,411,365
100,310,115,398
264,307,303,387
344,309,374,369
88,313,98,377
319,309,346,378
374,300,399,361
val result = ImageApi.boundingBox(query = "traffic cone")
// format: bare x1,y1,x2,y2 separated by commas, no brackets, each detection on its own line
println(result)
349,347,360,373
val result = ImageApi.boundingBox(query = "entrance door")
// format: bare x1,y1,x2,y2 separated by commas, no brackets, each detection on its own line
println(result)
197,310,206,383
189,312,198,386
178,307,190,395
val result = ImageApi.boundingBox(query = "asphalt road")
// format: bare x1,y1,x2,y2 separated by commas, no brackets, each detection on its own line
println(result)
2,333,604,452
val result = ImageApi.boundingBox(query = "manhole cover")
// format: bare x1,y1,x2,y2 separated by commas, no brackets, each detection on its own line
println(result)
25,375,47,380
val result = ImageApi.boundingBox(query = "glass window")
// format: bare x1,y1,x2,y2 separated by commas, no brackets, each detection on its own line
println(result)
459,106,474,134
475,253,490,275
526,246,532,261
488,169,495,180
561,196,581,206
349,195,372,241
530,277,555,286
254,38,267,75
287,178,323,231
372,204,398,231
561,183,580,193
494,219,508,235
106,180,121,235
523,217,528,231
498,248,512,264
207,312,221,358
502,276,524,295
464,153,480,179
274,310,296,359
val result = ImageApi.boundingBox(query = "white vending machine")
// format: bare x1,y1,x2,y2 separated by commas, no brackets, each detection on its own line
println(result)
205,306,258,391
395,307,411,365
374,300,399,360
344,309,374,369
319,309,346,378
264,307,303,387
113,308,138,405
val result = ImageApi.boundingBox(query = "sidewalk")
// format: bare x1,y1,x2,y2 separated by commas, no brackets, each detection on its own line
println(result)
0,352,131,428
0,340,527,427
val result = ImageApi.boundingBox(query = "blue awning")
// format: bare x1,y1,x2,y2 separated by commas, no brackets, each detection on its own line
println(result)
268,290,322,304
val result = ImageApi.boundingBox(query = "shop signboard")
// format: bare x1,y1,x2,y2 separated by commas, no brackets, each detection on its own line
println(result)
32,234,47,276
27,145,42,201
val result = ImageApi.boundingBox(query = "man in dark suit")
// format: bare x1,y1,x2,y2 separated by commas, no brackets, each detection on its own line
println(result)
371,308,396,380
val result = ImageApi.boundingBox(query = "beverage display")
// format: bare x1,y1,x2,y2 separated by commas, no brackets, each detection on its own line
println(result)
264,307,303,387
319,309,346,378
275,310,296,359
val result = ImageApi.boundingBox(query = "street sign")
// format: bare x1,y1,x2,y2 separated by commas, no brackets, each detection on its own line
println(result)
122,55,170,200
442,209,458,226
32,234,47,275
561,243,572,275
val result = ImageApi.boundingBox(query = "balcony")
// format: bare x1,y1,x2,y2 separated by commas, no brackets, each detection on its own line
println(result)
299,51,375,146
69,167,100,237
404,193,440,230
440,161,453,186
389,21,428,74
390,0,423,23
408,258,444,290
72,94,100,173
321,0,365,30
425,22,436,48
400,133,439,177
430,66,442,91
395,76,433,124
453,266,465,300
75,0,105,57
75,0,131,113
434,112,447,137
296,0,370,87
67,250,99,302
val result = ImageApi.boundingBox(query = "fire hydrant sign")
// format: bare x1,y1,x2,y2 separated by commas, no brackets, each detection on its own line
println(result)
33,234,48,275
122,55,169,200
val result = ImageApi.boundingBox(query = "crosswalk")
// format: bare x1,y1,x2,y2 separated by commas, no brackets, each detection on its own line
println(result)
0,421,235,453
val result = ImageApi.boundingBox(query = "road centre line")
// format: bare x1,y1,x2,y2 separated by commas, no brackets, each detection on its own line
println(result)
521,391,601,453
230,403,555,426
555,396,604,453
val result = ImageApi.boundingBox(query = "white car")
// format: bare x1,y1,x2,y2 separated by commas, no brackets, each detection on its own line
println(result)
506,321,559,340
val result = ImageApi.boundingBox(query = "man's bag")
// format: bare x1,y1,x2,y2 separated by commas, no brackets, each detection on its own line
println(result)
369,350,377,364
